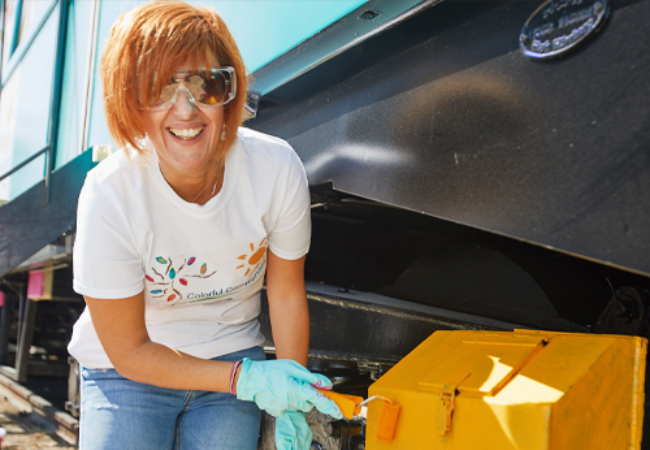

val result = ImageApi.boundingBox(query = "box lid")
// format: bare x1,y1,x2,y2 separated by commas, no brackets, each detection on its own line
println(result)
418,333,548,396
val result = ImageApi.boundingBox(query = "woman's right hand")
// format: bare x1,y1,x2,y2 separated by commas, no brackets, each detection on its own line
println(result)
235,358,343,418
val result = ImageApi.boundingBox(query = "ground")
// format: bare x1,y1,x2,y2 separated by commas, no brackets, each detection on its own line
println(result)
0,384,73,449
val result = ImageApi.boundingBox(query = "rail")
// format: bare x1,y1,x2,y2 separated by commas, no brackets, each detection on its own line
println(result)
0,0,69,208
0,146,53,205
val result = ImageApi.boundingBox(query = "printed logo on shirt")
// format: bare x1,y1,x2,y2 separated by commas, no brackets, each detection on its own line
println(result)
145,256,217,306
144,240,267,307
186,258,266,303
236,238,267,276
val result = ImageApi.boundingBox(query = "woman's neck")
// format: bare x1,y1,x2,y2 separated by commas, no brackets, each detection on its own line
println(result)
158,154,225,205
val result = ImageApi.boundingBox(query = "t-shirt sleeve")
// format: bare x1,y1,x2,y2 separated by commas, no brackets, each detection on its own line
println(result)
266,150,311,260
73,173,144,299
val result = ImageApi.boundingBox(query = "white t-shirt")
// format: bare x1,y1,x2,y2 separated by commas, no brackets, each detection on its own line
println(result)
68,128,311,368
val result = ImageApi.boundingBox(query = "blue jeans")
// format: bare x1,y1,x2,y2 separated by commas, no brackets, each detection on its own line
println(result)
80,347,266,450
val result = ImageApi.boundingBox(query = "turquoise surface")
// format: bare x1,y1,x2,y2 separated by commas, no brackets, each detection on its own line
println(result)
0,3,59,201
1,0,371,193
89,0,369,149
56,0,94,169
202,1,369,72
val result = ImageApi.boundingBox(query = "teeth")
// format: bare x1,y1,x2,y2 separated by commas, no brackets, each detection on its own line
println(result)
169,127,203,139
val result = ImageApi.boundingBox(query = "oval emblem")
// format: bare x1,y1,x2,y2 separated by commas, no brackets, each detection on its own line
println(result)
520,0,609,59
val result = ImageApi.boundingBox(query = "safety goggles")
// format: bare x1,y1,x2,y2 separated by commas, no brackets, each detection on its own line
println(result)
143,67,237,111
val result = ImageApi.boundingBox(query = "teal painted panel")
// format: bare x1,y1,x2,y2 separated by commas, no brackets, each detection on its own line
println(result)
87,0,368,151
87,0,146,151
56,0,94,169
1,0,19,71
18,0,56,48
0,3,59,203
203,1,369,72
1,0,56,84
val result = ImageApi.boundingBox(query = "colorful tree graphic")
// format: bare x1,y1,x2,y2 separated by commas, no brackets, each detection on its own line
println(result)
145,256,216,306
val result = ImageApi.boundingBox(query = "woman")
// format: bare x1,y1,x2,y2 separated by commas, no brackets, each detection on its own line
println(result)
67,2,341,449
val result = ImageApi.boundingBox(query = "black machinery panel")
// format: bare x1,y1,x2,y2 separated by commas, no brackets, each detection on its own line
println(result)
250,0,650,277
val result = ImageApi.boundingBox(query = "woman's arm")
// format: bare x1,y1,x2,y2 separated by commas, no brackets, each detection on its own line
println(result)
87,290,340,420
86,250,310,390
85,293,234,391
265,250,309,367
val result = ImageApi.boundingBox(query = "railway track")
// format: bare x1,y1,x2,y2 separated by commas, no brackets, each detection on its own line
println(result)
0,374,77,447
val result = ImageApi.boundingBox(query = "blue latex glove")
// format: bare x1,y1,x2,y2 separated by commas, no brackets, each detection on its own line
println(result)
236,358,343,418
275,411,312,450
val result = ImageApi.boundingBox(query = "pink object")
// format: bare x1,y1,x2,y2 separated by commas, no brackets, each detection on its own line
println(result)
310,379,331,390
0,427,6,447
230,360,242,395
0,290,4,307
27,271,45,299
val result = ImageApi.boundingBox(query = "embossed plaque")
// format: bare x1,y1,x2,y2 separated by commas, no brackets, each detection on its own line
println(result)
520,0,609,59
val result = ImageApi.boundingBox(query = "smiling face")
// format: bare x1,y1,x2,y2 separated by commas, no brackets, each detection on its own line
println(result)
141,53,225,185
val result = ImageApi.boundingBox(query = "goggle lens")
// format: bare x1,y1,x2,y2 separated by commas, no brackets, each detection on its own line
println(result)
145,67,236,110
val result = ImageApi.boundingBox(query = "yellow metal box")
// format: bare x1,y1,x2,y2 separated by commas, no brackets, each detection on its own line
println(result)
366,330,646,450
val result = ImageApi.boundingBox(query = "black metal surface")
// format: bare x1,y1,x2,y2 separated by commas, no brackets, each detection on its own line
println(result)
260,282,537,365
249,0,650,277
0,150,96,279
382,242,563,326
593,287,650,336
15,296,36,382
0,290,15,365
49,267,82,301
306,201,615,328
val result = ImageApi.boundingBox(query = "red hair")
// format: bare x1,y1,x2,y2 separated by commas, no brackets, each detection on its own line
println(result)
100,0,248,154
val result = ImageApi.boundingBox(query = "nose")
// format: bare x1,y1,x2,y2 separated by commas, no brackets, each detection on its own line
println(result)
170,87,197,118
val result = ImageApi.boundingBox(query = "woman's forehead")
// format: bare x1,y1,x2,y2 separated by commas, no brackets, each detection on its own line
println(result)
175,51,220,72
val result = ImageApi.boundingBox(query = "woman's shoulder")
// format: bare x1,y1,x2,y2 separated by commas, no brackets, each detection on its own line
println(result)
237,127,291,149
236,128,298,164
85,146,153,190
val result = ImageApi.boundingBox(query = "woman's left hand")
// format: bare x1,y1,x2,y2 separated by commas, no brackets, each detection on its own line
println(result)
275,411,312,450
236,358,343,418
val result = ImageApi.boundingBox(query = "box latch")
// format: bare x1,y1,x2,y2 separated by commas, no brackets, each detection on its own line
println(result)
438,372,471,436
439,386,454,436
421,333,549,437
